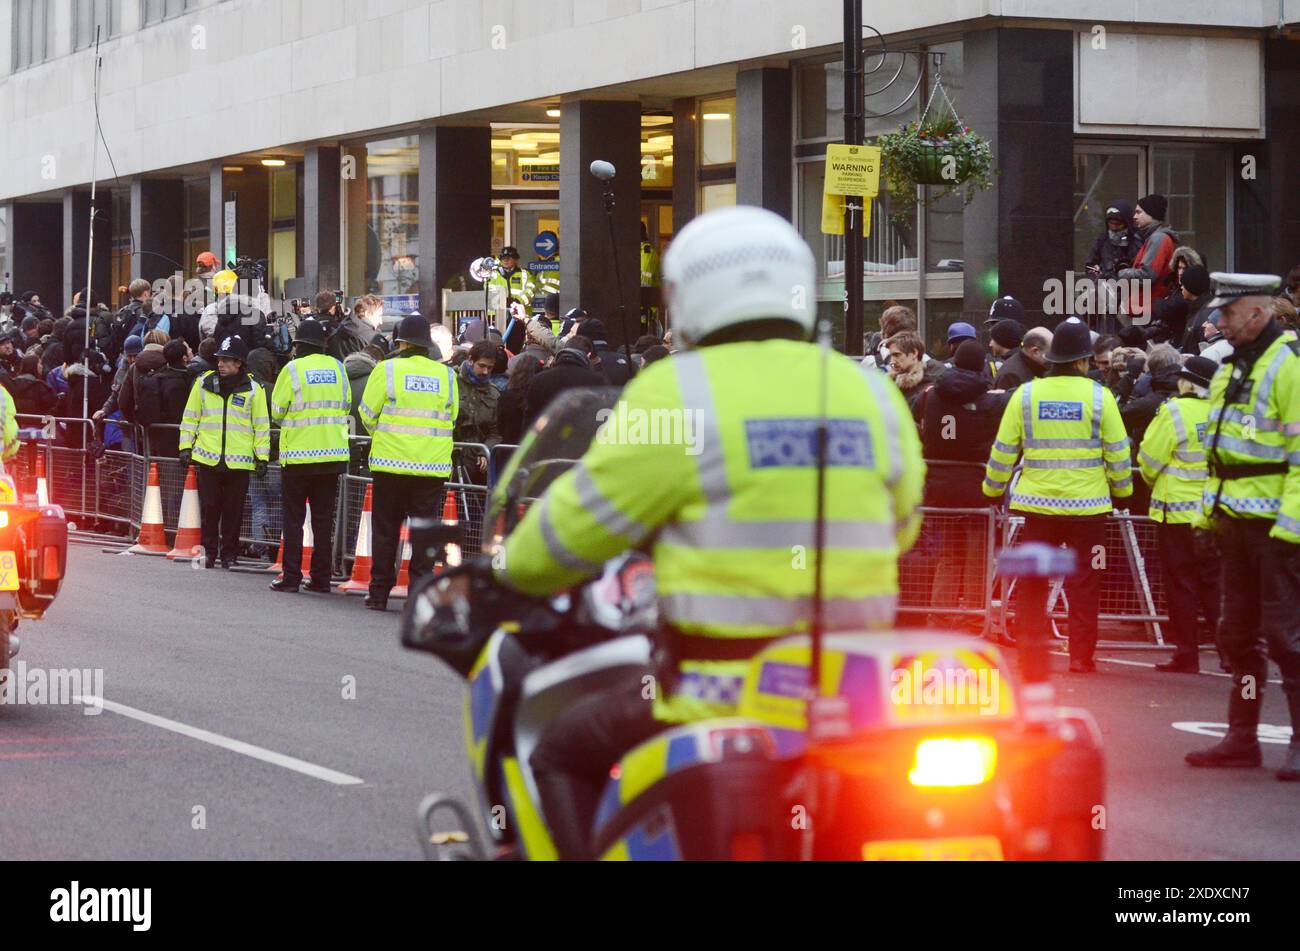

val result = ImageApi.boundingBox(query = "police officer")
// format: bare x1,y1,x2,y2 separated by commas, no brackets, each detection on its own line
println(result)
357,315,458,612
639,222,662,335
1138,355,1220,672
489,247,534,317
268,319,351,594
178,336,271,569
984,318,1133,674
1185,273,1300,780
496,206,926,859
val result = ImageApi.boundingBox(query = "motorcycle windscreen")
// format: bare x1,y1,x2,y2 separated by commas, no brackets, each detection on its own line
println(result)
483,386,622,552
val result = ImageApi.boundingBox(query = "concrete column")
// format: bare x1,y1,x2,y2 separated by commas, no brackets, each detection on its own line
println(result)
672,97,698,238
9,203,63,309
1236,38,1300,274
559,100,641,349
130,178,185,283
304,146,341,294
63,190,111,311
962,28,1074,328
736,68,793,220
209,163,227,265
418,126,492,321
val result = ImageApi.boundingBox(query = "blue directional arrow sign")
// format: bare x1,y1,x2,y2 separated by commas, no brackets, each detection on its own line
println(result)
534,230,559,257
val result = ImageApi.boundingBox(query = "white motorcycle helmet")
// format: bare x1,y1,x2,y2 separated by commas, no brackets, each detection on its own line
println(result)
662,206,816,348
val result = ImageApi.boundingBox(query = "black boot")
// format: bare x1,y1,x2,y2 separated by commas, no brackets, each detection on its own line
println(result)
1186,677,1262,768
1278,692,1300,782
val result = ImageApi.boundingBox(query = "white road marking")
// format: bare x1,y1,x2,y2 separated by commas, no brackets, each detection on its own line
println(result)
75,695,365,786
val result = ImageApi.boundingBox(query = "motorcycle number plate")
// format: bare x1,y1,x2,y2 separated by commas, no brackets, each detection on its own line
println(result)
862,836,1003,861
0,551,17,591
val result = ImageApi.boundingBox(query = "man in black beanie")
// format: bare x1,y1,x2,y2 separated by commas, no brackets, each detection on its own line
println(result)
1176,265,1216,355
1119,194,1179,323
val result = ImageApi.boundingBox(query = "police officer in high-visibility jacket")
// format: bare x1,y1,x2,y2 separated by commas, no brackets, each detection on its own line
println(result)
178,335,271,569
1184,273,1300,781
357,315,458,612
0,386,19,464
489,247,534,318
497,206,925,859
268,319,351,594
983,318,1133,674
1138,355,1220,673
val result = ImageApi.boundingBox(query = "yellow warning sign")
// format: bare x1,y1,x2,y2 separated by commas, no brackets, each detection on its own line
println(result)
824,144,881,198
821,193,872,237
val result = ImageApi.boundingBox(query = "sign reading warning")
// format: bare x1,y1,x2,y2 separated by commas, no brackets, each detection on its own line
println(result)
824,144,881,198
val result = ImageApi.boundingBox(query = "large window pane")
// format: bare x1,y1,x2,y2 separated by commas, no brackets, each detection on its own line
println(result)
365,136,420,298
1073,150,1141,270
700,182,736,213
700,97,736,166
1152,146,1229,272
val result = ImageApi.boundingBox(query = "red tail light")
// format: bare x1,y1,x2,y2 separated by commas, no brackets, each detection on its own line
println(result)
42,545,61,581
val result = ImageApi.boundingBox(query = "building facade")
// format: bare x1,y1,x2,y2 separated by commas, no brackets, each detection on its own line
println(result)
1,0,1298,353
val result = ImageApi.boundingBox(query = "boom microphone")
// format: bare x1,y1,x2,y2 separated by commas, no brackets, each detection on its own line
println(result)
589,160,616,182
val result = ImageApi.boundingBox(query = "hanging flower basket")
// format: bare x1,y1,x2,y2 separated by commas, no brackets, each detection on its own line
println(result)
875,72,995,227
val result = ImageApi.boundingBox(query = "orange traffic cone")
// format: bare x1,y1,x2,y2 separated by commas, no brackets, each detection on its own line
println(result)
390,519,413,599
35,451,49,507
167,466,203,560
338,484,374,595
266,537,284,573
273,502,314,580
127,464,170,555
437,489,461,569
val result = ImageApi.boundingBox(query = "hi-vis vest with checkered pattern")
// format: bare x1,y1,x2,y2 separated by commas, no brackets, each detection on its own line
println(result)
495,339,926,724
1138,395,1210,524
0,387,18,462
1201,332,1300,543
179,372,271,471
357,354,458,477
983,374,1132,516
270,353,351,466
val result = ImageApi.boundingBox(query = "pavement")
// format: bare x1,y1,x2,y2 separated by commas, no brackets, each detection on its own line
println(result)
1,543,1296,860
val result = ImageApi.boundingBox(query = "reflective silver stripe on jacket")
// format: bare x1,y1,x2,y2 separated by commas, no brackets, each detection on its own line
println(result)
661,516,896,551
1213,436,1287,461
1022,457,1102,470
374,421,454,437
279,415,351,429
1276,513,1300,536
993,439,1019,456
573,464,649,543
673,352,729,502
1208,406,1282,433
537,494,605,574
385,405,454,422
660,591,897,629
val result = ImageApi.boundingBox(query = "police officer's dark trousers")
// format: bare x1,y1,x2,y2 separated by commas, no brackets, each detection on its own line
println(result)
530,674,663,860
281,469,339,587
1156,523,1221,665
369,473,445,600
1016,514,1107,670
196,464,250,564
1216,518,1300,732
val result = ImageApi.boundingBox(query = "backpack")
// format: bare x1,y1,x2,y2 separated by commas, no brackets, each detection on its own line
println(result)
134,366,192,429
268,317,295,360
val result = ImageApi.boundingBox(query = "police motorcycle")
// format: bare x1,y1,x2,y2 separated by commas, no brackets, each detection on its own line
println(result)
400,389,1105,861
0,432,70,702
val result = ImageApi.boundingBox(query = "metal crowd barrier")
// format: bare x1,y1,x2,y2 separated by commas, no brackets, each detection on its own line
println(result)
25,419,1177,645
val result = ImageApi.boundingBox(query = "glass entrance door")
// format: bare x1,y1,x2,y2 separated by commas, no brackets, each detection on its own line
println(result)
510,203,559,310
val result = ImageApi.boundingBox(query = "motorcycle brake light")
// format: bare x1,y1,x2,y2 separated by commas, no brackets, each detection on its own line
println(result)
42,545,61,581
908,736,998,788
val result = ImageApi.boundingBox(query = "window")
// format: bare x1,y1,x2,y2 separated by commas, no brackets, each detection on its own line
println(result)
0,206,8,294
74,0,117,50
796,43,964,353
699,97,736,166
142,0,194,26
13,0,49,71
1072,143,1231,273
362,136,420,298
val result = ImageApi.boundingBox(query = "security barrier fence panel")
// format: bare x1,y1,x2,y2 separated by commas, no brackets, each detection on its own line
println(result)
16,422,1181,644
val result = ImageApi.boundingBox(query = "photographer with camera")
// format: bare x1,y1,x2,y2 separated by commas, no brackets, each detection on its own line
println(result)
327,293,386,361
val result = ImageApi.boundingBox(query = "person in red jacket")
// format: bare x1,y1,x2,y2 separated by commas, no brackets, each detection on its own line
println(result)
1119,194,1179,324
